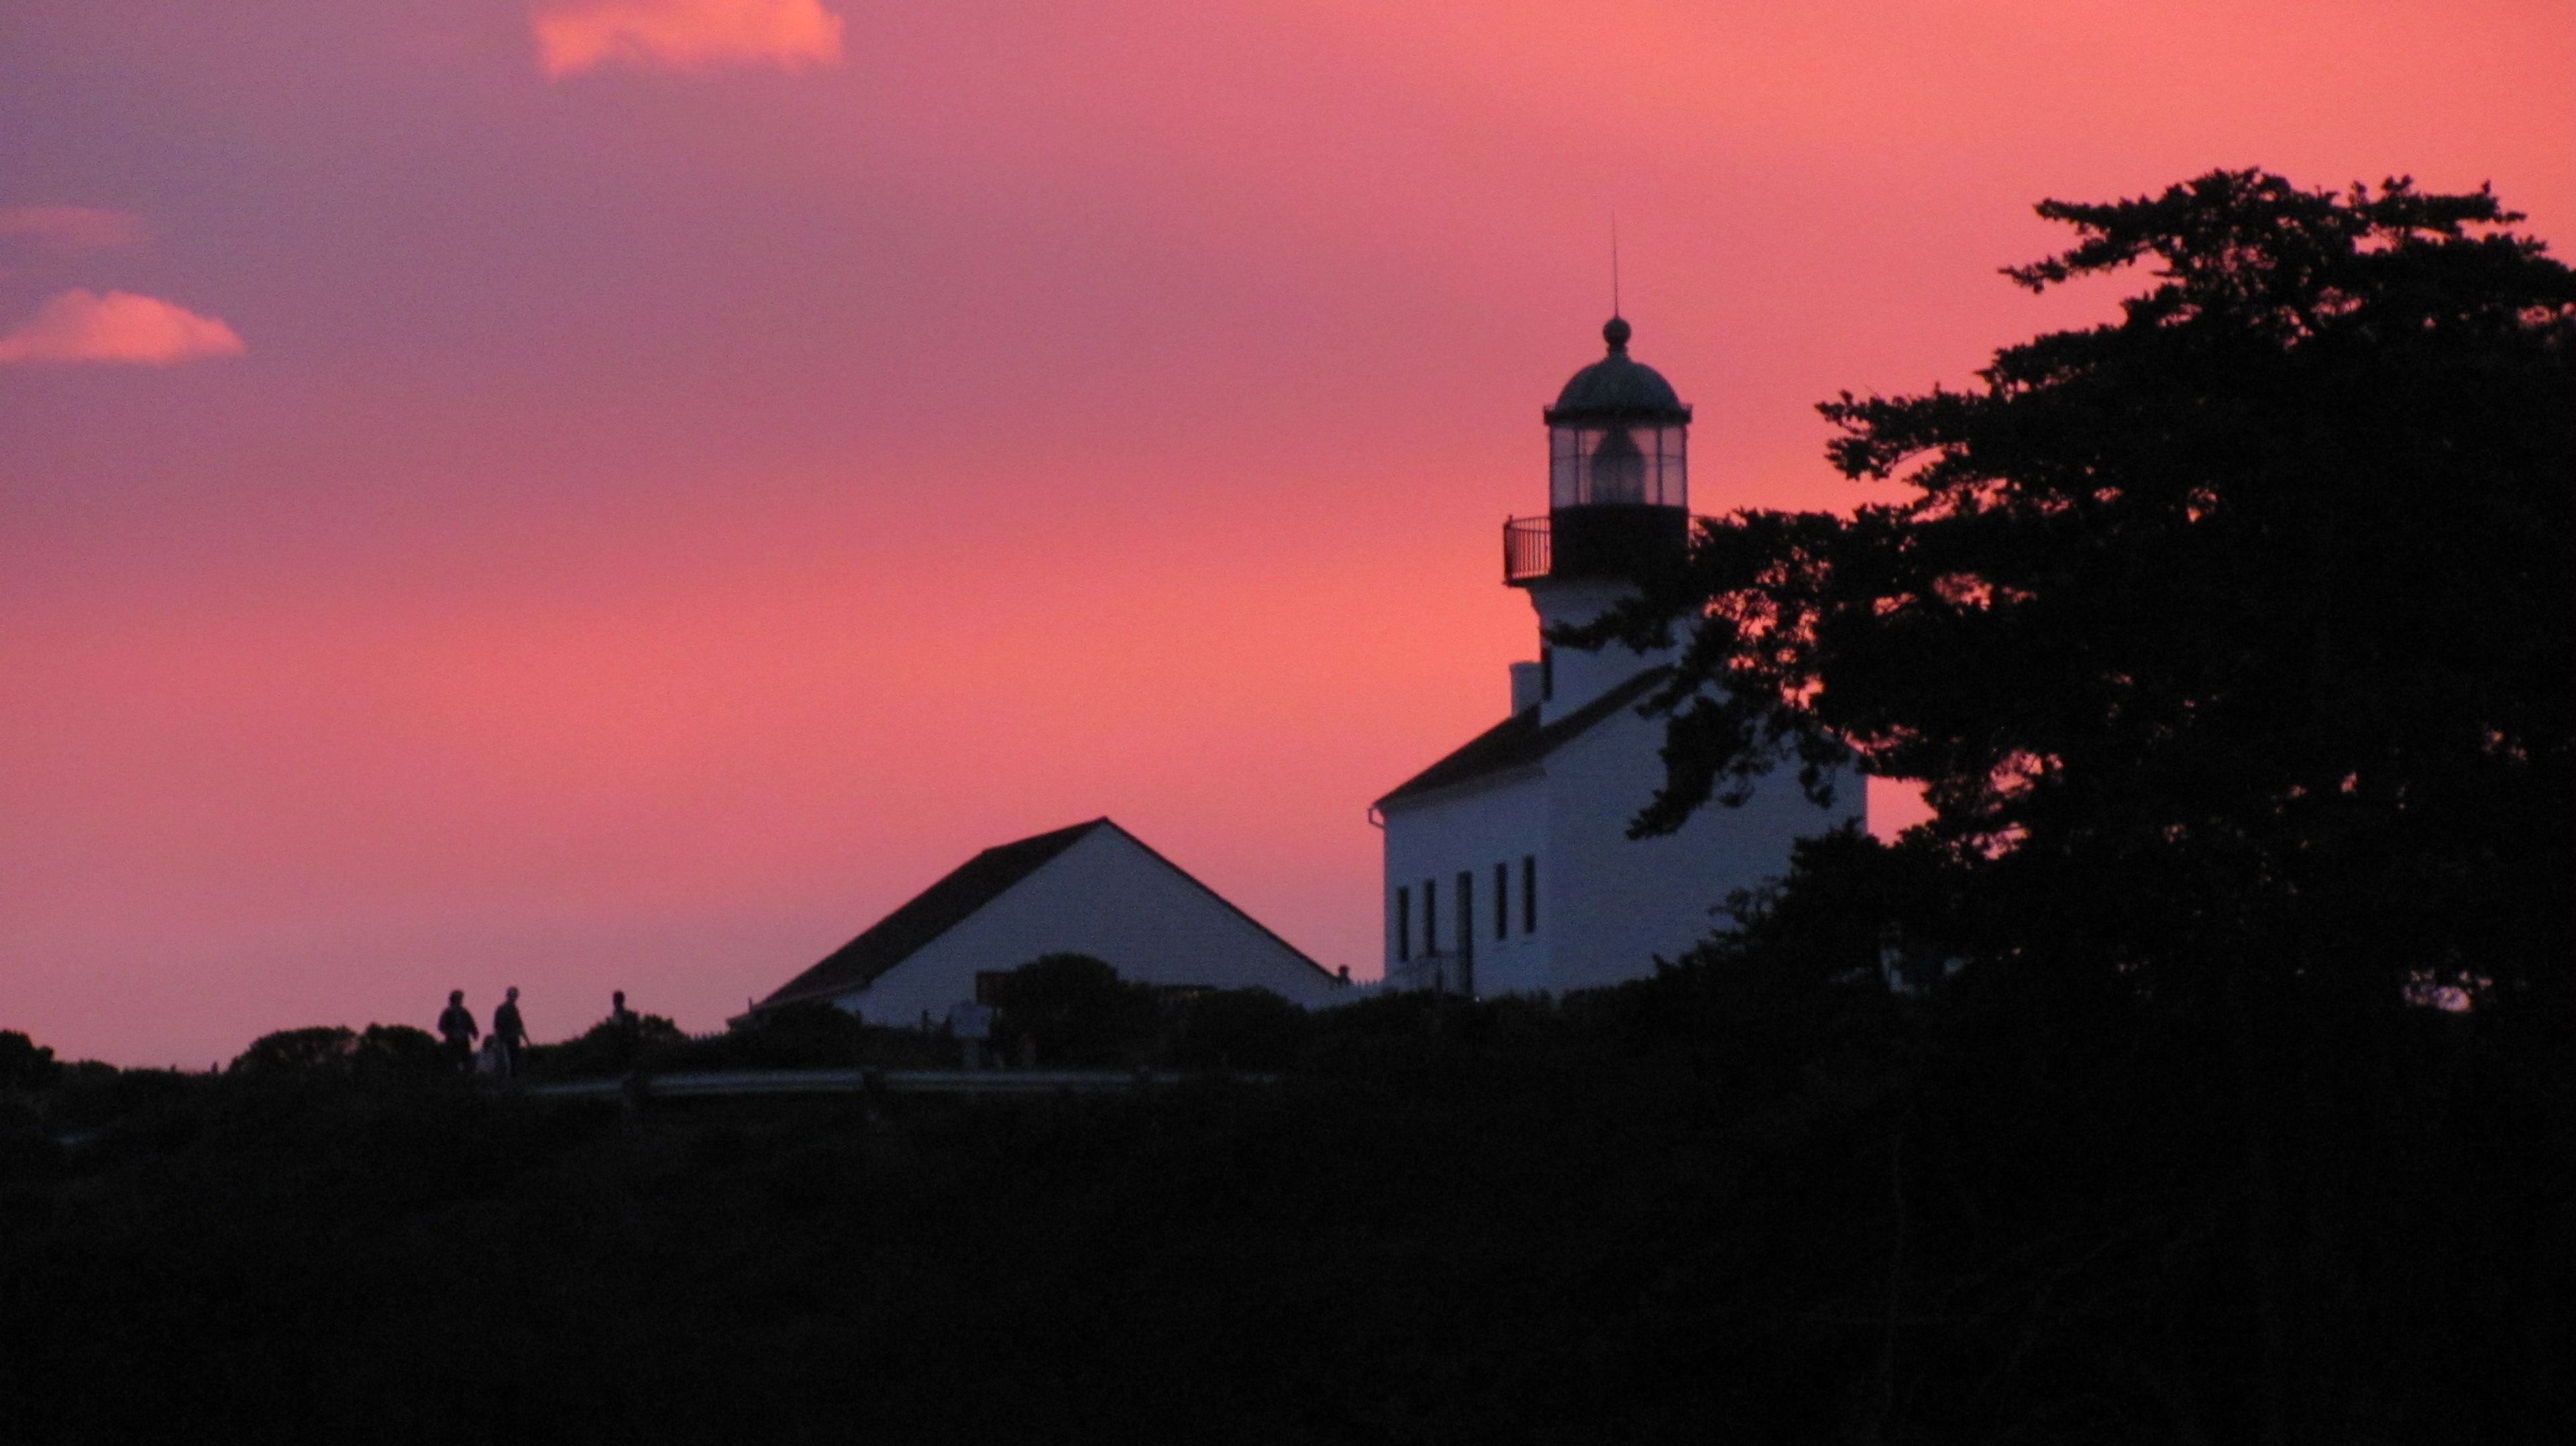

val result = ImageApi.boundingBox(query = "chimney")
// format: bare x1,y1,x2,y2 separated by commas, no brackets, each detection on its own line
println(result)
1509,661,1544,714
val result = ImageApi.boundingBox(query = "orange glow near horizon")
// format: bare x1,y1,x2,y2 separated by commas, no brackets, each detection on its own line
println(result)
3,0,2569,1064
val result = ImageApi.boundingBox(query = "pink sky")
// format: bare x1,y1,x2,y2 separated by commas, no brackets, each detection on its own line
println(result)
5,1,2569,1064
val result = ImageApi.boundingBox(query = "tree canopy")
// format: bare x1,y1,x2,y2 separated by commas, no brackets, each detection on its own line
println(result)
1605,170,2574,1012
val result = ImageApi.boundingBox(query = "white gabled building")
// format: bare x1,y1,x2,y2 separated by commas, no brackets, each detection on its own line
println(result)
749,818,1344,1024
1372,317,1862,998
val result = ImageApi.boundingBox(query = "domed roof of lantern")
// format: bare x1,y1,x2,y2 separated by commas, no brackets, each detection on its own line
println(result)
1544,317,1691,425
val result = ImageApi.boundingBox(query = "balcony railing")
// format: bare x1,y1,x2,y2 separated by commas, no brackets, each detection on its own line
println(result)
1503,515,1551,583
1504,508,1703,584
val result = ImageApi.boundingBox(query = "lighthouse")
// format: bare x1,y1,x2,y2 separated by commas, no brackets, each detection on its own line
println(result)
1372,317,1860,997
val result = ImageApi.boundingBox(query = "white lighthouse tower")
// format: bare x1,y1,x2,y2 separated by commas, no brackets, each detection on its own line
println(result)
1373,317,1860,997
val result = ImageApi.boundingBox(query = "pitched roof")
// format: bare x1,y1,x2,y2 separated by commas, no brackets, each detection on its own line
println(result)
753,818,1337,1013
1373,665,1672,812
756,819,1109,1010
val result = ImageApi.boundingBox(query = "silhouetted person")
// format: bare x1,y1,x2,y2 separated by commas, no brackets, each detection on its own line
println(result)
492,987,528,1079
606,989,641,1068
436,991,479,1074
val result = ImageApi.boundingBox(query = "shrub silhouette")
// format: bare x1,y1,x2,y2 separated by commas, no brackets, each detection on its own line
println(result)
39,1060,201,1131
227,1025,358,1078
1165,988,1305,1072
989,954,1157,1067
525,1003,955,1076
729,1000,871,1068
533,1012,690,1078
0,1030,60,1092
352,1023,451,1084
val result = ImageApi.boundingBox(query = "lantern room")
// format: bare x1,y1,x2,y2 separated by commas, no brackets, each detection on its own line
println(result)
1507,316,1694,586
1546,317,1690,508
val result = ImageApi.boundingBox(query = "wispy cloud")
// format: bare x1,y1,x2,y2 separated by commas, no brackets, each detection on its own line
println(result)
533,0,845,79
0,206,145,253
0,289,246,366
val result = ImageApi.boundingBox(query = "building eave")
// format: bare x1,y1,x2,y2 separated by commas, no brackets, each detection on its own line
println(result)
1373,665,1673,813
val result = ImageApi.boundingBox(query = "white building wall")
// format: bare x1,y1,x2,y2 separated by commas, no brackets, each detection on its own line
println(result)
1541,700,1864,994
829,827,1338,1023
1378,771,1549,995
1525,577,1674,723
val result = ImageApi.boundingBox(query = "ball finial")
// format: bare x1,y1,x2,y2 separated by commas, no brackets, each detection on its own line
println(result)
1603,315,1631,352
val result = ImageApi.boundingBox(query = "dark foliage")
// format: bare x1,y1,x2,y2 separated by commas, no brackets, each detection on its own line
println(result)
1594,169,2574,1015
1553,169,2576,1445
1164,987,1309,1072
223,1024,462,1089
227,1025,361,1078
0,1028,61,1091
354,1023,452,1084
989,953,1161,1067
527,1011,691,1078
38,1060,204,1131
1,942,2560,1445
525,1001,952,1077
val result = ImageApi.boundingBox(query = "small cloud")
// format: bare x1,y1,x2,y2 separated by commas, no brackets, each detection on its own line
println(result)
0,289,246,366
533,0,845,78
0,205,145,253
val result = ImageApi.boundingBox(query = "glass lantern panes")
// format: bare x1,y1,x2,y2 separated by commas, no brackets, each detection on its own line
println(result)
1549,423,1686,509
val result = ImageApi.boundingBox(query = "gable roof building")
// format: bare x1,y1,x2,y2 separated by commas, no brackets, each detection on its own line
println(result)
750,818,1340,1024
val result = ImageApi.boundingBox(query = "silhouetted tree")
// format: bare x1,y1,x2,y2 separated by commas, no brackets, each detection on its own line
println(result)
1598,169,2574,1015
1577,168,2576,1446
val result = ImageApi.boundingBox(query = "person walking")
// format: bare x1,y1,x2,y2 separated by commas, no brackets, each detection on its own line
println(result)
436,991,479,1074
492,987,529,1079
605,989,643,1069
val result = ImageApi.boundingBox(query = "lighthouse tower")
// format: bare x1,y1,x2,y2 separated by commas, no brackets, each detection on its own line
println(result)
1511,314,1695,721
1372,317,1859,998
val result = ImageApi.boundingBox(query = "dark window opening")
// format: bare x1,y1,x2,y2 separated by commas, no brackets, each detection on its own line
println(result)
1456,870,1476,995
1522,855,1538,934
1395,886,1411,962
1495,862,1509,940
1424,878,1438,956
1540,646,1554,701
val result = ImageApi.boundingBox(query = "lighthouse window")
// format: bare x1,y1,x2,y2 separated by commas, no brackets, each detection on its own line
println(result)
1423,878,1438,955
1549,423,1687,509
1522,854,1538,933
1395,886,1411,962
1495,862,1509,940
1457,871,1474,977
